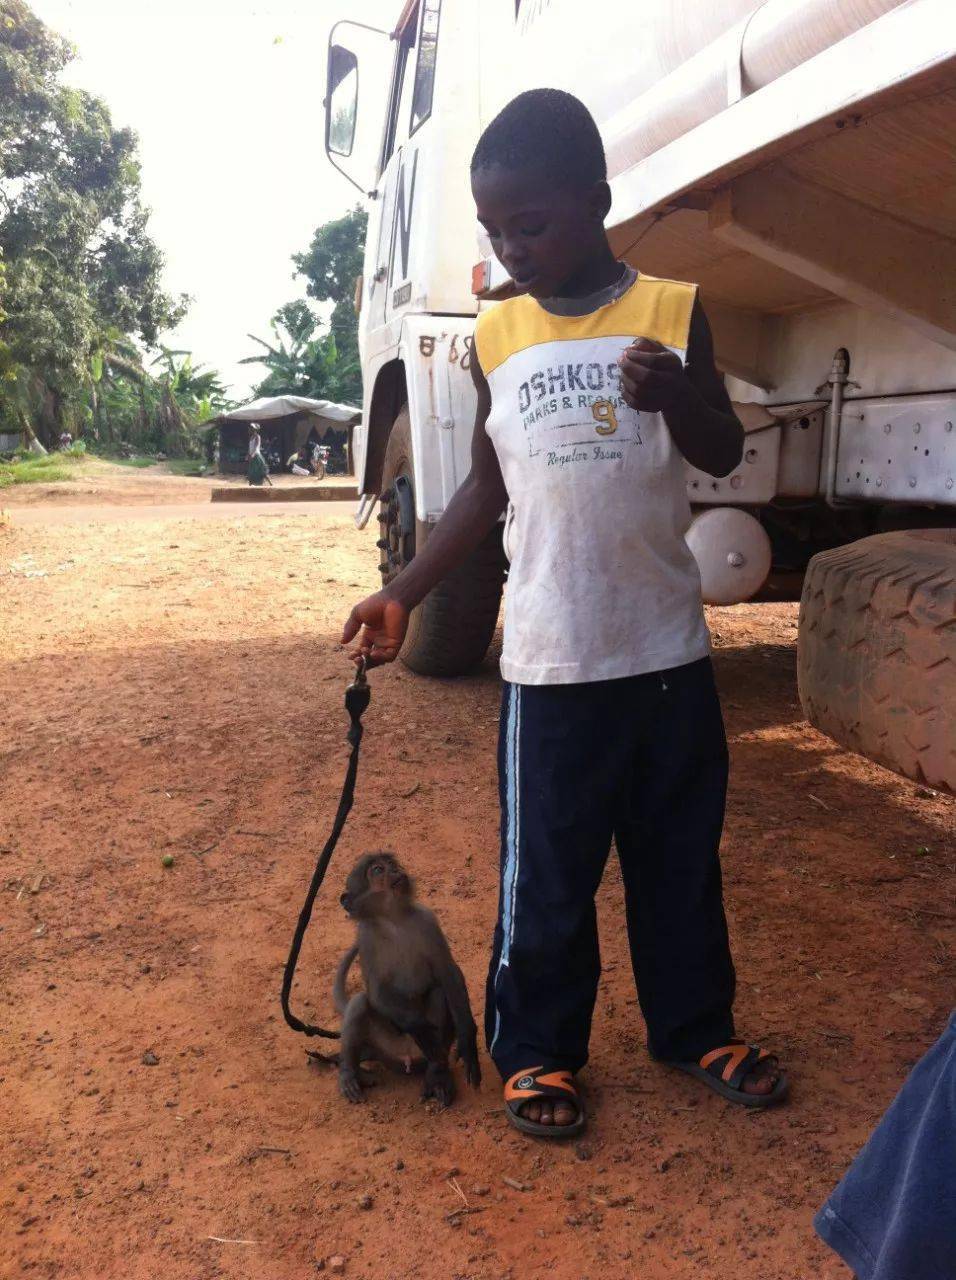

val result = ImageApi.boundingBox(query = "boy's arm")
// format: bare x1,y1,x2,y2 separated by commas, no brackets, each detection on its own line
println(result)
618,297,744,477
341,352,507,666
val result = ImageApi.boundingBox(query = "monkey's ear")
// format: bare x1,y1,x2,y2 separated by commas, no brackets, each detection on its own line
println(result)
340,892,352,912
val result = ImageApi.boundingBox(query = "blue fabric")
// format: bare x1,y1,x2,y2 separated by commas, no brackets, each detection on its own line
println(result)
814,1012,956,1280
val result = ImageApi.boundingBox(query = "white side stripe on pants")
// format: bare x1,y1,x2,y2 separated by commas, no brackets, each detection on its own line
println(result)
490,684,521,1055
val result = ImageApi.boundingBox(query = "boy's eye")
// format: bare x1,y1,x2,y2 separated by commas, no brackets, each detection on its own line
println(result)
521,223,546,237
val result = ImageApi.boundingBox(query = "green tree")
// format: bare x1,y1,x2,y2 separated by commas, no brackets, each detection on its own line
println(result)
241,300,358,404
0,0,187,447
291,205,367,405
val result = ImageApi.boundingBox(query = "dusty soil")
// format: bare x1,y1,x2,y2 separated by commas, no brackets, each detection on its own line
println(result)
1,495,953,1280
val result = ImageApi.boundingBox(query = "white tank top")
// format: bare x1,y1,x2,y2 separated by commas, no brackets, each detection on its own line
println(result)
475,270,710,686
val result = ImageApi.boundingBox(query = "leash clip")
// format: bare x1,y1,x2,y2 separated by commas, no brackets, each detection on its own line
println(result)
345,655,371,730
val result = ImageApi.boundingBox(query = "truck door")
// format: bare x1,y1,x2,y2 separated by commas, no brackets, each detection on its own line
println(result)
379,2,441,327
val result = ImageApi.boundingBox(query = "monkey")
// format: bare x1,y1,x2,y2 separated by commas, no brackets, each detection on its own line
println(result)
333,851,481,1106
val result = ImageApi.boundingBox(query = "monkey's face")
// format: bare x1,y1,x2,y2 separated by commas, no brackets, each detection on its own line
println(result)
341,852,414,919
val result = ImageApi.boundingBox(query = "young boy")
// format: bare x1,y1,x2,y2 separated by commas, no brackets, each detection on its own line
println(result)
343,89,787,1135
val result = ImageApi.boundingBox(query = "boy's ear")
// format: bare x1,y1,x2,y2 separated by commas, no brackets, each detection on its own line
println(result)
587,180,612,224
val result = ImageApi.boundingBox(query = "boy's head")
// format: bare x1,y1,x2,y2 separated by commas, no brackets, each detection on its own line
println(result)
471,88,611,299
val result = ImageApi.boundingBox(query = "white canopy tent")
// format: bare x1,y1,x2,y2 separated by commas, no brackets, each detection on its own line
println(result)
213,395,360,426
209,396,361,475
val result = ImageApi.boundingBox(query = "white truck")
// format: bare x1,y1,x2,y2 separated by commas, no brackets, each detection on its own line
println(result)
325,0,955,792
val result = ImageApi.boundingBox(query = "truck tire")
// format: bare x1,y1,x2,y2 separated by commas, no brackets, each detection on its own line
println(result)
379,408,506,677
797,530,956,792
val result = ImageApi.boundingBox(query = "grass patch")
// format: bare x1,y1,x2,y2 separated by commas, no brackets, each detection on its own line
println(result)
164,458,209,477
0,452,84,489
106,456,158,469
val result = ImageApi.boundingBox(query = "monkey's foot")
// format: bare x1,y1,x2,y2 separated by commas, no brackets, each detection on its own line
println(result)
339,1070,366,1103
422,1063,456,1108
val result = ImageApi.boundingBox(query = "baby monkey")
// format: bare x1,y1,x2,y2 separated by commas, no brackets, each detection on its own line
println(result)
334,851,481,1106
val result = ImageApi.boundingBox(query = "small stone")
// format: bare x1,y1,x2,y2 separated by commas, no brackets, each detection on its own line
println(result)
575,1142,593,1161
328,1256,346,1274
394,1159,404,1172
141,1051,159,1066
161,854,174,868
357,1193,373,1211
564,1189,577,1201
471,1184,490,1197
16,1183,26,1193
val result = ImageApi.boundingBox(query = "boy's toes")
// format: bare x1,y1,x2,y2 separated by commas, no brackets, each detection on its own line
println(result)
742,1057,779,1096
522,1100,542,1123
553,1100,578,1126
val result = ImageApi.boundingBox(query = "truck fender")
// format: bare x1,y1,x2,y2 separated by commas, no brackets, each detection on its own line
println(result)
361,317,479,524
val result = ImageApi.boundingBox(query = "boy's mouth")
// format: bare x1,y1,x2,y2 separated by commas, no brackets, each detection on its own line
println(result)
512,269,542,293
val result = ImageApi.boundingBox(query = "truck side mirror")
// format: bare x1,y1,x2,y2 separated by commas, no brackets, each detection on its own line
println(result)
324,21,390,196
327,45,358,157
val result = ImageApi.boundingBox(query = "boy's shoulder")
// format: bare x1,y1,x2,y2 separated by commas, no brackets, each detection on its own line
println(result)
631,268,697,290
474,294,541,375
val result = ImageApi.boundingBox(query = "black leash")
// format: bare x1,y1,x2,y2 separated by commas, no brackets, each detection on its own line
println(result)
280,657,371,1040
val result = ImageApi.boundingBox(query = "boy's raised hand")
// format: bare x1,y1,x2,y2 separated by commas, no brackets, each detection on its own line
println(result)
618,337,689,414
342,591,410,667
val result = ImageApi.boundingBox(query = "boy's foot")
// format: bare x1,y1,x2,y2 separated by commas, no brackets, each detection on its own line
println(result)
665,1041,789,1107
504,1066,585,1138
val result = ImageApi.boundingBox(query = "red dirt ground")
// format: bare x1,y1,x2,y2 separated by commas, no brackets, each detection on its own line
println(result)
1,495,953,1280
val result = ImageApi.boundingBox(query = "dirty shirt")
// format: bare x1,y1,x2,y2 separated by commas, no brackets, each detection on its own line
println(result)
474,268,710,685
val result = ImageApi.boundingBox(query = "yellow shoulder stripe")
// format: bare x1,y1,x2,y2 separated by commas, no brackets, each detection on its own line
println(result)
475,274,697,378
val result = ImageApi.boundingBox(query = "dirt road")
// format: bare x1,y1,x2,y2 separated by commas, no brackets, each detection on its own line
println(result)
1,496,953,1280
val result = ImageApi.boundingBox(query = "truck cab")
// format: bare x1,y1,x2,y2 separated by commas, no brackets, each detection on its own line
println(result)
327,0,956,790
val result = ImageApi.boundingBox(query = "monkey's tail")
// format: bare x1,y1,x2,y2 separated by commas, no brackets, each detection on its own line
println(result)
333,944,359,1015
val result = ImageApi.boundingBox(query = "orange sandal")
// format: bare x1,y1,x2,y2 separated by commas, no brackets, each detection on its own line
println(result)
665,1041,789,1108
504,1066,586,1139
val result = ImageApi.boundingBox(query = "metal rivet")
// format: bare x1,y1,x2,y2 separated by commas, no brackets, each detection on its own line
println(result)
884,424,892,434
946,422,953,433
876,478,882,487
730,475,743,490
909,477,917,488
947,478,954,491
744,449,757,463
728,551,745,568
914,422,921,433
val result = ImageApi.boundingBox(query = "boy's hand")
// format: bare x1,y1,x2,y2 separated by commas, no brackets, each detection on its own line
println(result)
341,590,410,667
618,337,691,414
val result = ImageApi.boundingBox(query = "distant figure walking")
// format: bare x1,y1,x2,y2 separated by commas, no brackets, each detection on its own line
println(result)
247,423,270,486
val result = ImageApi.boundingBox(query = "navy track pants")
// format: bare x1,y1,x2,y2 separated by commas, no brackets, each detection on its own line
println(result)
485,657,736,1080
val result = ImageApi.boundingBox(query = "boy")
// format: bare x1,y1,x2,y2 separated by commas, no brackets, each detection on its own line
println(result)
343,90,787,1135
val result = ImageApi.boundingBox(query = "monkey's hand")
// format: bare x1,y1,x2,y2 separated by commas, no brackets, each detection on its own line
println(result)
455,1032,482,1088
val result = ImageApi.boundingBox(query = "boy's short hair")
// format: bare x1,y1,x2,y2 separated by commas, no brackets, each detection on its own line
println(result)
471,88,606,191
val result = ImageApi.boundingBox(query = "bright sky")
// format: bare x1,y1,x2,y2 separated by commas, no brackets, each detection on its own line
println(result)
32,0,397,395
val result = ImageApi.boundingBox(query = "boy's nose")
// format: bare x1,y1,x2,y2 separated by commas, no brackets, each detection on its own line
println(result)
501,241,528,273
